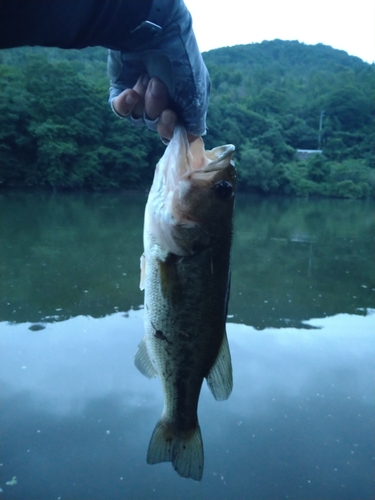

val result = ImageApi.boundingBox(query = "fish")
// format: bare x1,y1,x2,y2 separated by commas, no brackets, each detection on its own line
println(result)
135,125,236,481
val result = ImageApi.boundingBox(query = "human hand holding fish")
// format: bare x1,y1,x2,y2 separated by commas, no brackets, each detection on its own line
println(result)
108,0,209,143
136,125,236,481
111,75,198,144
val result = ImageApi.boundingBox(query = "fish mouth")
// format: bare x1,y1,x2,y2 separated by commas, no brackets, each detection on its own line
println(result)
198,144,236,172
154,125,236,206
146,127,236,257
184,133,235,177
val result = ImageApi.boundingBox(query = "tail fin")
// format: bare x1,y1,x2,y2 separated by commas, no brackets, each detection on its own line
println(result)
146,419,204,481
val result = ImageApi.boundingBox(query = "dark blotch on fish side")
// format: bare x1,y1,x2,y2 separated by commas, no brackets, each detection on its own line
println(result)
154,330,167,341
152,322,172,344
28,324,46,331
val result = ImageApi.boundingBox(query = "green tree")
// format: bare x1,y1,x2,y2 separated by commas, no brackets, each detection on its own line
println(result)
239,143,278,192
1,42,373,197
306,154,330,183
325,86,374,131
0,65,34,186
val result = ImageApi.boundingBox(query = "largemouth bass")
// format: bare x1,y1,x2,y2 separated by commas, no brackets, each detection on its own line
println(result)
136,126,236,481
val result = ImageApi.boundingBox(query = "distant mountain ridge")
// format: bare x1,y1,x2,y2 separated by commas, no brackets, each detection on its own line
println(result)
1,38,370,72
203,39,369,73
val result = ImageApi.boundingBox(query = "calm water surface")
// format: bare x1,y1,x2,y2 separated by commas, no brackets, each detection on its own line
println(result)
1,192,374,500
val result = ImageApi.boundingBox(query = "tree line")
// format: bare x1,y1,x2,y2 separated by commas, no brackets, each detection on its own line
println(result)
0,40,374,197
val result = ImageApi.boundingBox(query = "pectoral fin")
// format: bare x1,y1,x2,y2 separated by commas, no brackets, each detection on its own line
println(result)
134,337,157,378
206,332,233,401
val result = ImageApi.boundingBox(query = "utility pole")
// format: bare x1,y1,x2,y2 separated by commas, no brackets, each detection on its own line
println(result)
318,110,325,150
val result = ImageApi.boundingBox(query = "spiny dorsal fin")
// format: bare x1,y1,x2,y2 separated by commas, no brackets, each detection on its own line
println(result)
134,337,157,378
206,331,233,401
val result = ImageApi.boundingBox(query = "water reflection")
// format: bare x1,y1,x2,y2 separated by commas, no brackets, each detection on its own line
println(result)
1,192,374,499
232,195,375,328
0,191,146,322
1,310,374,499
1,192,374,327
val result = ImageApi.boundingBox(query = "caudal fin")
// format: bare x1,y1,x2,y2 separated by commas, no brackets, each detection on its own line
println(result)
146,419,204,481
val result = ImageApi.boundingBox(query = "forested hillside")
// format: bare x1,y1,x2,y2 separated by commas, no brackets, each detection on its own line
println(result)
1,40,374,197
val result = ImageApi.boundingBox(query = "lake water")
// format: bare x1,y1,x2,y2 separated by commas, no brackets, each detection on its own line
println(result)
1,191,374,500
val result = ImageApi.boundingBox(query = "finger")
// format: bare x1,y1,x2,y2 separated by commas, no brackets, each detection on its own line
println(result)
112,74,150,118
157,109,177,141
113,89,139,117
145,78,169,120
157,110,201,143
131,74,149,118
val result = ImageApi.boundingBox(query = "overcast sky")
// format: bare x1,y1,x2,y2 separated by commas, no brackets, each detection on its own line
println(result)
184,0,375,63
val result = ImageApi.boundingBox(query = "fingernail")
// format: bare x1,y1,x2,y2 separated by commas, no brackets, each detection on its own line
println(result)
150,79,167,99
125,94,137,106
160,110,176,127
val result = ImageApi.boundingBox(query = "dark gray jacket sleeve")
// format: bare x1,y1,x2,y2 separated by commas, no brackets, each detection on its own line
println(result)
0,0,151,49
0,0,209,137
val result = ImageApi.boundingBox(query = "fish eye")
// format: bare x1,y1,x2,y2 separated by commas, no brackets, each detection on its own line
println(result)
213,181,233,198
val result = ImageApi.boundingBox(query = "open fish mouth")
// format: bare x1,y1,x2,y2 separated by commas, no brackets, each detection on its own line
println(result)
152,126,235,193
165,127,235,181
193,142,236,172
146,126,236,257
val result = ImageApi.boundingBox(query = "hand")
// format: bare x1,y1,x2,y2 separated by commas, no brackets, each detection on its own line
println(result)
108,1,209,143
112,74,198,143
112,74,196,143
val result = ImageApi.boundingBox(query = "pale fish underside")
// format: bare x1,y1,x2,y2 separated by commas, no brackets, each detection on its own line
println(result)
135,126,236,481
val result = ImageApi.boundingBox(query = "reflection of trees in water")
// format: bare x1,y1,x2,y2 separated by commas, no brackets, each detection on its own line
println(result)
231,195,375,329
1,193,374,328
0,192,146,323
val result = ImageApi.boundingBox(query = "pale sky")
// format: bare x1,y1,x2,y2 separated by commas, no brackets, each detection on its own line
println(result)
185,0,375,63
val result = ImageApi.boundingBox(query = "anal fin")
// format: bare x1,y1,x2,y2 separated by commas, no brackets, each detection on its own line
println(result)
134,337,157,378
206,331,233,401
